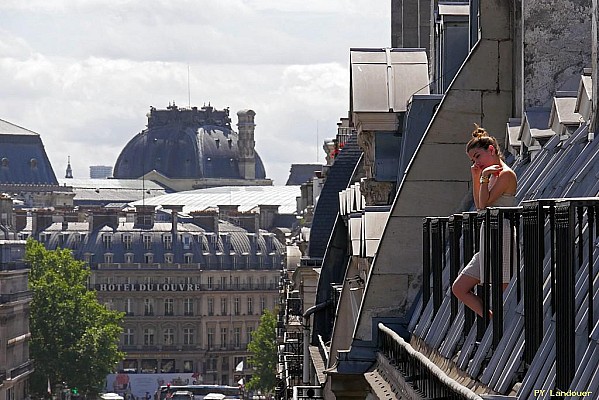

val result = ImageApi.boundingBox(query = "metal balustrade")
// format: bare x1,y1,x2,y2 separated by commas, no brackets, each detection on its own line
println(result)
413,198,599,395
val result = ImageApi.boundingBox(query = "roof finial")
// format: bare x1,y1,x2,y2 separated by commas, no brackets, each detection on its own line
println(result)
65,156,73,179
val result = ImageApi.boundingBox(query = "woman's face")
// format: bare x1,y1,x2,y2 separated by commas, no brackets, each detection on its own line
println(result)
467,145,496,169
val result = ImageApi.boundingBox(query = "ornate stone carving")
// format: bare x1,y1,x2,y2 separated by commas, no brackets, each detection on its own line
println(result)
357,130,375,179
360,179,395,206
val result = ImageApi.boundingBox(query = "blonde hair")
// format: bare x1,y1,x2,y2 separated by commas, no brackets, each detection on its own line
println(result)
466,124,504,160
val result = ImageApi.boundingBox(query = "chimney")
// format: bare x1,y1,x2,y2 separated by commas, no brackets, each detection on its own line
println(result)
87,208,120,232
0,194,13,230
191,210,219,235
218,204,239,221
258,204,280,230
32,209,54,238
15,210,27,232
236,212,260,233
163,204,184,245
236,109,256,179
134,205,155,228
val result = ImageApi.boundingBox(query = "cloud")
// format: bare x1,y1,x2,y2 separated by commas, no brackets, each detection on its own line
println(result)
0,0,389,186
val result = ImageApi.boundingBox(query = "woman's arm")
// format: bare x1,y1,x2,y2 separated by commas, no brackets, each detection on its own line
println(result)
478,164,517,208
471,165,482,210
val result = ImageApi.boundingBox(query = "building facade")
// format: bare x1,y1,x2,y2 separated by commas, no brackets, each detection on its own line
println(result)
0,195,33,399
26,206,284,386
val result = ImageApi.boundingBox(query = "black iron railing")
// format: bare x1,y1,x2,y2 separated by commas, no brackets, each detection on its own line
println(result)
379,323,483,400
418,198,599,393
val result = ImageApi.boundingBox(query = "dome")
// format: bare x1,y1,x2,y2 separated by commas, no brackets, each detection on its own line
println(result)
113,104,267,181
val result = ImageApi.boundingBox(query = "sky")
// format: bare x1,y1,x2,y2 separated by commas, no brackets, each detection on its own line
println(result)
0,0,390,186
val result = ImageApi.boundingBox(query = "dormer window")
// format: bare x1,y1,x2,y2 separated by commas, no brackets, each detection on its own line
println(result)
164,253,174,264
143,234,152,250
124,253,134,264
103,234,113,250
184,253,193,264
163,234,172,250
122,234,132,250
144,253,154,264
182,234,191,250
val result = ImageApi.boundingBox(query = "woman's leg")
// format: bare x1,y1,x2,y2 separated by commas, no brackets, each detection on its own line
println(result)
452,274,483,317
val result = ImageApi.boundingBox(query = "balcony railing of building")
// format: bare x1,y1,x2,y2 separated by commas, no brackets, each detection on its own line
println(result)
0,291,33,304
0,261,28,271
94,262,281,271
388,198,599,397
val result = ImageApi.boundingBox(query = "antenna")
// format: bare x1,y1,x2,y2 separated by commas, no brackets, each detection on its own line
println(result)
188,64,191,108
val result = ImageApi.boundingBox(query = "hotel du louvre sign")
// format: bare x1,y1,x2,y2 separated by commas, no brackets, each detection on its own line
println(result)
95,283,202,292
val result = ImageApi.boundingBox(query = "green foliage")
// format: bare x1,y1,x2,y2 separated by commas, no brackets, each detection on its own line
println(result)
26,239,124,397
246,309,277,393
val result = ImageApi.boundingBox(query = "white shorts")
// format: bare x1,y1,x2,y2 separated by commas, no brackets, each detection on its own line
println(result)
459,221,516,284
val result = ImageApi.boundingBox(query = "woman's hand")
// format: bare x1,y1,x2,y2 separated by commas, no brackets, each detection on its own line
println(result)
481,164,503,177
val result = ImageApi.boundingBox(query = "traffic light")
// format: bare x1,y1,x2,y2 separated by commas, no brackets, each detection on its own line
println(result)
72,388,78,395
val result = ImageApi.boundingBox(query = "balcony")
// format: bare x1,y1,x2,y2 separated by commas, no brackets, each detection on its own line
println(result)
378,198,599,398
10,360,34,379
0,291,33,304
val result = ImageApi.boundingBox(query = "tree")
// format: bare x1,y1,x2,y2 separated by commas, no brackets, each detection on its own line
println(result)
246,309,277,393
26,240,124,397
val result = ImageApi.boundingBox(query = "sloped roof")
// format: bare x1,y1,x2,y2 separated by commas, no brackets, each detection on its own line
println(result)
307,134,363,259
130,185,301,215
0,118,58,185
286,164,323,185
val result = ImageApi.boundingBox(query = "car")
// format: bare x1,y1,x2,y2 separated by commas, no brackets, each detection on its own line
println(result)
169,391,194,400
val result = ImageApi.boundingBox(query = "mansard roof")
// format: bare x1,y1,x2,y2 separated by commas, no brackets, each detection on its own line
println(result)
0,118,58,186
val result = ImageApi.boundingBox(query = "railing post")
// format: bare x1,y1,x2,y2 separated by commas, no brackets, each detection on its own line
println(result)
422,218,431,314
431,218,445,313
449,214,463,320
478,210,489,341
554,200,575,392
488,208,503,350
521,200,546,365
462,212,478,334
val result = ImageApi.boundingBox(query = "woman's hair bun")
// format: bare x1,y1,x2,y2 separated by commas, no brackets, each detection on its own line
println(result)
472,123,488,139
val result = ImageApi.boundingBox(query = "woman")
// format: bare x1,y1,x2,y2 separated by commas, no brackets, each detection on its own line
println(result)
451,125,517,317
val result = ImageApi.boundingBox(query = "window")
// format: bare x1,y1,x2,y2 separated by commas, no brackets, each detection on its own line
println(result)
183,234,191,249
207,328,215,349
233,276,240,289
163,234,172,250
124,253,134,264
207,276,214,289
207,298,214,315
103,234,112,249
144,299,154,316
163,328,174,345
122,234,132,250
184,298,194,316
104,253,113,264
220,297,227,315
260,276,267,289
143,234,152,250
247,276,253,288
183,328,194,345
260,297,266,313
220,276,227,289
246,326,254,344
124,328,135,346
184,253,193,264
220,327,228,349
234,327,241,348
164,298,174,316
183,360,194,373
247,297,253,315
144,253,153,264
234,297,240,316
125,298,134,316
164,253,173,264
143,328,155,345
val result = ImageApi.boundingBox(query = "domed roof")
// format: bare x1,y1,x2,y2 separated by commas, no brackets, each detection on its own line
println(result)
113,104,266,181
